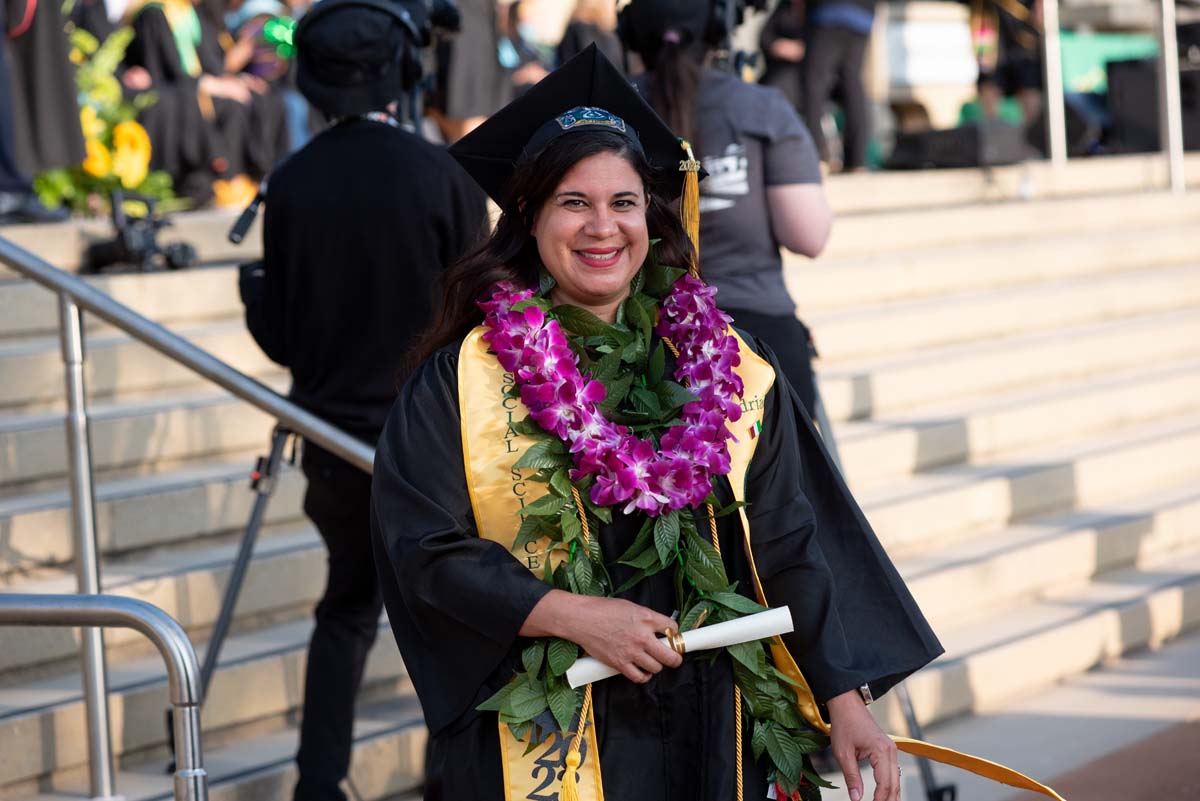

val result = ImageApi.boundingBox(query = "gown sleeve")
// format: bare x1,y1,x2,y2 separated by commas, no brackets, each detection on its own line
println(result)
370,347,553,734
743,339,943,705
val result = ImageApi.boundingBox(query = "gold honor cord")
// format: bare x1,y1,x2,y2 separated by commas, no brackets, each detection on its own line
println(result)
457,327,1064,801
560,486,596,801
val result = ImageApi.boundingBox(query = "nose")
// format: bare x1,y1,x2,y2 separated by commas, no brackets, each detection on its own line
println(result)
584,206,618,238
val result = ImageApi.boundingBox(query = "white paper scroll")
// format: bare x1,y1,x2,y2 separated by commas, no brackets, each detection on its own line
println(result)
566,606,794,688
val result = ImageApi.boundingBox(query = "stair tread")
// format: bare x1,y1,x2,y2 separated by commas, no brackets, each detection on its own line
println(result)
1,525,319,597
899,480,1200,581
856,409,1200,508
0,377,288,433
933,548,1200,660
806,260,1200,327
0,613,319,720
820,305,1200,375
21,696,423,801
834,355,1200,439
0,456,289,516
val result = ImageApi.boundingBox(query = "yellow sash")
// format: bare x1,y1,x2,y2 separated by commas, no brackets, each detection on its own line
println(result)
457,325,1063,801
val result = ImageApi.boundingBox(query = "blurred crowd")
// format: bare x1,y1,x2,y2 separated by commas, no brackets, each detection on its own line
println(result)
1,0,895,224
11,0,1181,224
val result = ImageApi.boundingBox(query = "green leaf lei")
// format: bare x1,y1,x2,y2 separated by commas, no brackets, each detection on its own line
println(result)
478,248,832,797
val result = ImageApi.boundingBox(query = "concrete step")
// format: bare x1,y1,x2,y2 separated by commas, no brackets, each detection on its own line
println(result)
824,632,1200,801
788,220,1200,313
894,546,1200,730
860,412,1200,556
817,307,1200,422
0,265,241,340
824,152,1200,215
820,190,1200,260
0,526,322,674
0,459,305,581
805,261,1200,361
901,480,1200,632
0,615,406,792
833,357,1200,490
0,209,263,275
8,697,423,801
0,387,278,489
0,320,278,410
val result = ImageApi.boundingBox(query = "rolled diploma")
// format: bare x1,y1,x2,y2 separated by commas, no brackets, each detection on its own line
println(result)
566,606,794,689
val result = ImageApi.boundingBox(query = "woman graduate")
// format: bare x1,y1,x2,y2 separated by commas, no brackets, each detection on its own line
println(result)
370,46,1063,801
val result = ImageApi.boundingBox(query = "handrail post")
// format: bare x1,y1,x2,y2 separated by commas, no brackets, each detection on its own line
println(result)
0,594,208,801
1158,0,1186,194
1041,0,1068,168
59,294,120,801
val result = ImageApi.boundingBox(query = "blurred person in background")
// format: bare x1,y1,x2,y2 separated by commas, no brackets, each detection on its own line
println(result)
124,0,289,205
1,0,80,223
557,0,623,70
428,0,510,142
801,0,876,171
622,0,834,417
759,0,807,113
237,0,487,797
977,0,1043,124
499,0,550,94
224,0,312,150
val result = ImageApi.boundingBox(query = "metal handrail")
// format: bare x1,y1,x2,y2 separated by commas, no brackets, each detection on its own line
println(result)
0,237,374,472
0,594,208,801
0,235,375,798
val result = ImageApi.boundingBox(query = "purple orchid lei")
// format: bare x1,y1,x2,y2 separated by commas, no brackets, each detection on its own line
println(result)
478,275,744,517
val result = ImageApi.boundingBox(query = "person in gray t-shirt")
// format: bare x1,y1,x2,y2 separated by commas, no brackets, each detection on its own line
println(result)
624,0,833,415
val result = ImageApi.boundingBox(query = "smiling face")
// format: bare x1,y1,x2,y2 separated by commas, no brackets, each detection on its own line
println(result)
531,150,650,322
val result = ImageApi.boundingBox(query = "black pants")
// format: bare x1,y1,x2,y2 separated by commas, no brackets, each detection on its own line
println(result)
802,25,870,170
294,442,383,801
725,309,817,419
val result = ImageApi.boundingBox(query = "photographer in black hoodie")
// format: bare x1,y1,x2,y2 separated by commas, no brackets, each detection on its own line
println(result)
239,1,485,797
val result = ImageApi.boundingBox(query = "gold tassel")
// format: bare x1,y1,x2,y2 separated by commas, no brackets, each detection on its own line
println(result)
560,683,594,801
678,139,702,277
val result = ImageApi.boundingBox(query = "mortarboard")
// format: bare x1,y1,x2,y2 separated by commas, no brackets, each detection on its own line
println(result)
448,44,704,269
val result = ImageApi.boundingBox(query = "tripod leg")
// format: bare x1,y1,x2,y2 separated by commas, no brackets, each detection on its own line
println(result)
167,425,293,772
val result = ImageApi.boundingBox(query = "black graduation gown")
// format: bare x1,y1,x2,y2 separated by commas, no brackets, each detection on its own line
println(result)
125,5,288,201
370,334,942,800
5,0,87,175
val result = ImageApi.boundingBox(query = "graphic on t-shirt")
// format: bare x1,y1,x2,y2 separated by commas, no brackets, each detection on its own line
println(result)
699,143,749,213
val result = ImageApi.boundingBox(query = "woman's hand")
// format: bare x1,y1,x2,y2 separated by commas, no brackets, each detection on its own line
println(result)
521,590,682,683
199,74,252,104
827,690,900,801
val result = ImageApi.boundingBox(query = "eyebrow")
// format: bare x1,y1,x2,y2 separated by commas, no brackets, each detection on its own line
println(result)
557,190,642,201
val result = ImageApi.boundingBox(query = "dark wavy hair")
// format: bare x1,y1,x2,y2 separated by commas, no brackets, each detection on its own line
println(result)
407,128,695,373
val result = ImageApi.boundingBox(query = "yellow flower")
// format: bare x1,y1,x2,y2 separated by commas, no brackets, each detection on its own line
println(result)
112,146,149,189
79,106,105,139
82,138,112,178
69,47,85,65
112,120,151,155
111,120,152,189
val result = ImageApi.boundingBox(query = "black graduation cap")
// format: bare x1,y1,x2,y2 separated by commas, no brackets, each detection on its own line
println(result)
448,43,701,206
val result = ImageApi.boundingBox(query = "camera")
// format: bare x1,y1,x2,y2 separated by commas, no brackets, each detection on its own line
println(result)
82,189,197,274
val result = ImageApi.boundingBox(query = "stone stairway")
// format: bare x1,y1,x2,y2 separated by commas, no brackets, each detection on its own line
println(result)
1,158,1199,800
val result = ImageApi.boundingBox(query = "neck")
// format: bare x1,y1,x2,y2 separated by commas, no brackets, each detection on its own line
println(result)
550,290,627,323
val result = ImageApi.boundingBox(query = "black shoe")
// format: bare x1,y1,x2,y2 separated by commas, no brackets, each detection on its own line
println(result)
0,192,71,224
